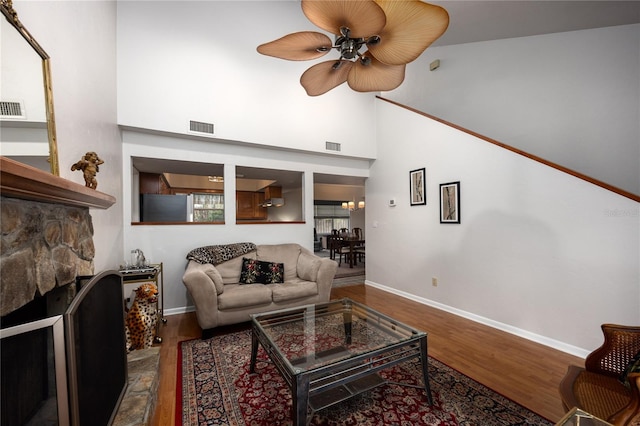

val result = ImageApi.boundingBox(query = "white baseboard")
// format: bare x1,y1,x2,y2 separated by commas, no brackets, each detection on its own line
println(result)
164,305,195,317
364,280,589,359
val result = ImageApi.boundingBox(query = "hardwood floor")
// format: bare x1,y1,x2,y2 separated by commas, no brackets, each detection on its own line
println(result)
151,284,584,425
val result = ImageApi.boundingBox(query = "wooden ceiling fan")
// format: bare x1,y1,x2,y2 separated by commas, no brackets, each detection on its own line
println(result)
257,0,449,96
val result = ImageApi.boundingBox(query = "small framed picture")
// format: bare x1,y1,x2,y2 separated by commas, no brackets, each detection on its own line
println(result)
440,181,460,223
409,168,426,206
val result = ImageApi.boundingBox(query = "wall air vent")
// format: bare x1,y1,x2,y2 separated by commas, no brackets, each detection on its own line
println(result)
0,100,26,119
325,141,341,152
189,120,214,135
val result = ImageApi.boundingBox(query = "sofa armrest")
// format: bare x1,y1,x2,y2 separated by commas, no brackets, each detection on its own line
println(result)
182,260,220,330
316,257,338,301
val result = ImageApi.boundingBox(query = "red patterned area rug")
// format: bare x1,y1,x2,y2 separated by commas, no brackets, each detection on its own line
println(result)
177,327,553,426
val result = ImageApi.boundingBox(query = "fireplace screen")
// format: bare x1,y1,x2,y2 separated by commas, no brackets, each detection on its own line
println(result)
65,271,128,426
1,315,69,426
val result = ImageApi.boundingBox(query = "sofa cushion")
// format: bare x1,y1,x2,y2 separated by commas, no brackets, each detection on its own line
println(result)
217,252,256,284
203,264,225,295
218,284,272,310
240,258,264,284
270,279,318,302
297,252,321,282
257,244,301,282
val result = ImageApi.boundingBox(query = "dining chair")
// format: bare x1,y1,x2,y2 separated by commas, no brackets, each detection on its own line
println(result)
328,229,340,259
352,228,365,262
352,227,362,239
336,238,352,266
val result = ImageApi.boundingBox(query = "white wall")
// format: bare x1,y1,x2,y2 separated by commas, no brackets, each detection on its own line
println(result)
368,99,639,354
18,1,638,356
387,24,640,196
1,16,46,121
122,129,370,313
16,1,123,272
116,1,377,159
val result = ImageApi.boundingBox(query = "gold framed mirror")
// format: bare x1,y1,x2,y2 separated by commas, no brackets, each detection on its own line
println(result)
1,0,59,175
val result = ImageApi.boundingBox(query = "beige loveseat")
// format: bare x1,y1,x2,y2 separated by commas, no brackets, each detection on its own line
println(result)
182,243,337,335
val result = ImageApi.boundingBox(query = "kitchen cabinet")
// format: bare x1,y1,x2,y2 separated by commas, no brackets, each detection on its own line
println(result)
264,186,282,199
236,191,266,220
139,172,170,194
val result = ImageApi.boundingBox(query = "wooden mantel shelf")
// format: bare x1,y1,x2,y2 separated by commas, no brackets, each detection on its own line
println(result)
0,157,116,209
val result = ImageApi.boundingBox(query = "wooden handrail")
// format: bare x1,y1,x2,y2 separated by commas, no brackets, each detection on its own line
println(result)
377,96,640,203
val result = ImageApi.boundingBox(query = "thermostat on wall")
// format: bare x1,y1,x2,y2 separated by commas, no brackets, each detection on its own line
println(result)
389,199,396,207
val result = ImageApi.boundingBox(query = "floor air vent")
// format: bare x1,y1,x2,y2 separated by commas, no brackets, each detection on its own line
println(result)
189,120,214,135
0,101,26,119
326,141,341,152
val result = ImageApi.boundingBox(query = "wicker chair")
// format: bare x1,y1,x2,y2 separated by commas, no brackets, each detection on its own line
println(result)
559,324,640,425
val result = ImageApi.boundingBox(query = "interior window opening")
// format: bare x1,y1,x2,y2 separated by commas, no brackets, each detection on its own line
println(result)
131,157,225,224
235,166,303,223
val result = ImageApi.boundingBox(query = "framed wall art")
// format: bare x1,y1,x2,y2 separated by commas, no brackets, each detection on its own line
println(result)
409,168,426,206
439,181,460,223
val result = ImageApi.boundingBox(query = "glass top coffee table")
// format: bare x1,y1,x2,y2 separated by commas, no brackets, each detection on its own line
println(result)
250,298,433,425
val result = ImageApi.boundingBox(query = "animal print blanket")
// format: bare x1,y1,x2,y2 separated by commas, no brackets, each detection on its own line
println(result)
186,242,257,265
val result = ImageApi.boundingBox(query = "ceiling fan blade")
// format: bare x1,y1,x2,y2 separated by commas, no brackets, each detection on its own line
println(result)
257,31,333,61
347,53,405,92
368,0,449,65
301,0,386,38
300,60,354,96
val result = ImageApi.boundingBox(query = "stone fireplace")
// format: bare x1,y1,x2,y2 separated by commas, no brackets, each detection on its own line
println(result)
1,197,95,316
0,156,114,315
0,157,117,425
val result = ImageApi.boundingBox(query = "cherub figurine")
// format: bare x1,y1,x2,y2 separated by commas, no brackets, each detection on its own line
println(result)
71,151,104,189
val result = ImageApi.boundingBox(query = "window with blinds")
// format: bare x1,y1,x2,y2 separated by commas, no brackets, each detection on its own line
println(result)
313,203,350,234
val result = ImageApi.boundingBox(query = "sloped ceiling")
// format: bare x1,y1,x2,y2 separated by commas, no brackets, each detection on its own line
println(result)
431,1,639,47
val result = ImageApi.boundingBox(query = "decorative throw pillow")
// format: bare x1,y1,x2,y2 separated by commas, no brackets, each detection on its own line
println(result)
620,350,640,388
259,261,284,284
239,258,264,284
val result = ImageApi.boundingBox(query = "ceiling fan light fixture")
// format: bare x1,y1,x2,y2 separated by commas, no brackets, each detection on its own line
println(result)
366,35,381,46
340,38,359,59
259,0,449,95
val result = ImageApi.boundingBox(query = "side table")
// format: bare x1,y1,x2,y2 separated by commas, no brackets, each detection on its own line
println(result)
119,263,166,343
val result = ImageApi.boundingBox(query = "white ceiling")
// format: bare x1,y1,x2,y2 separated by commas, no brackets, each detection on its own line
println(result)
430,1,640,47
131,1,639,188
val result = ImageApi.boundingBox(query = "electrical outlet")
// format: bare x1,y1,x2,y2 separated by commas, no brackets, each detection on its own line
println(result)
432,277,438,287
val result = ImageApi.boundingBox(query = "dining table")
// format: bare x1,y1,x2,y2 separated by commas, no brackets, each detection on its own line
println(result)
342,237,365,268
